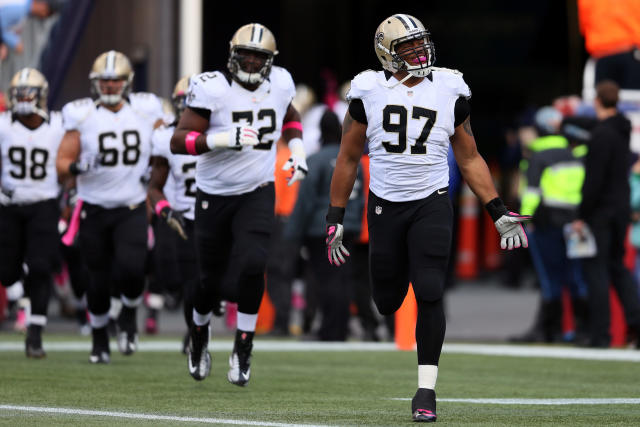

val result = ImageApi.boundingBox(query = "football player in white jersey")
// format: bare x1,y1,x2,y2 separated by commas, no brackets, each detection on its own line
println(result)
0,68,64,358
56,50,164,364
170,23,307,384
147,75,197,348
326,15,530,422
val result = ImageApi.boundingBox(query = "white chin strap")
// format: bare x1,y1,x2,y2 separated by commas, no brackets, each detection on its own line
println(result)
408,66,432,78
382,72,413,89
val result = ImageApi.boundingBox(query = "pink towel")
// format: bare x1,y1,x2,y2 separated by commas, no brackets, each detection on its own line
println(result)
61,199,83,246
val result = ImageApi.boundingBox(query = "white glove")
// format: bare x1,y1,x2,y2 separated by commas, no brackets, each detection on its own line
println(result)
206,126,259,149
326,223,350,265
73,152,103,174
282,137,308,186
494,212,531,250
486,197,531,250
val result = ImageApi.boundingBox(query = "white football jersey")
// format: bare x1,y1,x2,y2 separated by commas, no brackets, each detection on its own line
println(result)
151,125,197,220
62,93,163,208
0,111,64,204
186,67,296,196
348,68,471,202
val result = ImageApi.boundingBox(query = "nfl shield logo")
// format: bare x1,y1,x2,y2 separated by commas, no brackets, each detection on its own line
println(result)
375,206,382,215
202,200,209,210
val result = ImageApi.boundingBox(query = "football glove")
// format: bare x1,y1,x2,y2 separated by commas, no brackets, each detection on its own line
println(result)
206,125,259,149
282,137,308,186
0,182,15,205
326,205,350,265
159,206,188,240
70,152,103,175
485,197,531,250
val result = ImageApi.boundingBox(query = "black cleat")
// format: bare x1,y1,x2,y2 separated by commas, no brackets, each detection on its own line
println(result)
227,330,254,386
117,306,139,355
412,388,437,422
187,323,211,381
89,326,111,364
25,325,46,359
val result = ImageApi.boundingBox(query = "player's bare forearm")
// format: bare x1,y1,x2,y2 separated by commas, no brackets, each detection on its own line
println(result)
450,117,498,204
329,112,367,207
170,107,210,154
147,156,170,208
56,130,81,181
282,103,303,142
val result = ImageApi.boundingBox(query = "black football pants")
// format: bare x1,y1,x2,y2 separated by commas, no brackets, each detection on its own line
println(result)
368,189,452,365
194,184,274,316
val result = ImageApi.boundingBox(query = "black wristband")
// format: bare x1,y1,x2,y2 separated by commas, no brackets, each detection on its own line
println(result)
69,162,81,176
485,197,507,222
326,205,346,224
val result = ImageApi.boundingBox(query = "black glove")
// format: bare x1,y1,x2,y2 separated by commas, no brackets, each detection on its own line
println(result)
160,206,188,240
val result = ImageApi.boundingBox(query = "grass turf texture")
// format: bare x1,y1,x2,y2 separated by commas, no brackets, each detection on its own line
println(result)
0,337,639,425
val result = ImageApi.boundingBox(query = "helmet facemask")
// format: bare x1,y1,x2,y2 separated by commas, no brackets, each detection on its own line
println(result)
228,47,274,85
392,32,436,77
91,77,131,106
10,86,47,117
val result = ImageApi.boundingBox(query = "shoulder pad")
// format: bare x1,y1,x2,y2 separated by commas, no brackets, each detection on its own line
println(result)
62,98,95,130
347,70,378,101
270,66,295,92
0,111,11,128
431,67,471,99
129,92,164,121
187,71,229,110
48,111,64,128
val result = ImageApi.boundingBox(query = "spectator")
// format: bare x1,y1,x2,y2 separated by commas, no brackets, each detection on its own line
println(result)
285,109,364,341
629,156,640,296
572,80,640,347
0,0,56,59
511,107,588,343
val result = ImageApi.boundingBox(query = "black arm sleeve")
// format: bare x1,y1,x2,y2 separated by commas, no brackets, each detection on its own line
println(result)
348,99,367,125
189,106,211,121
454,96,470,127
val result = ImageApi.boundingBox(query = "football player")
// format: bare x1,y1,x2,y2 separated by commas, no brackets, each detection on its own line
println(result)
170,23,307,385
326,14,530,422
0,68,64,358
147,76,197,349
56,50,164,364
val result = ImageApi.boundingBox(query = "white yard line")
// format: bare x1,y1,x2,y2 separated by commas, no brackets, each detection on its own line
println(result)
0,341,639,362
390,397,640,405
0,404,331,427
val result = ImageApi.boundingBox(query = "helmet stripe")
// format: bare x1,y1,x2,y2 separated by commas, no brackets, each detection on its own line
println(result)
106,51,115,74
406,15,418,28
394,14,413,30
258,27,263,42
19,68,30,84
250,24,256,42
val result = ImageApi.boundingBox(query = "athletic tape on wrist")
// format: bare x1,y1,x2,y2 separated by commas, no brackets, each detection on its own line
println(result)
155,199,171,216
185,131,201,155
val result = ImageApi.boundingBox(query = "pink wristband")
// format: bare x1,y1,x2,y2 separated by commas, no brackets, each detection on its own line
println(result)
185,131,201,155
282,121,303,132
155,199,171,216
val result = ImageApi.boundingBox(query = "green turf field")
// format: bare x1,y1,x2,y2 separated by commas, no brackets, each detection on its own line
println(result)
1,335,640,426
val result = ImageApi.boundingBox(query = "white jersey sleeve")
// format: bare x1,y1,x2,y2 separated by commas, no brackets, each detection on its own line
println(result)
151,125,172,158
61,98,94,131
270,66,296,105
130,92,165,123
346,70,378,102
186,71,230,111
